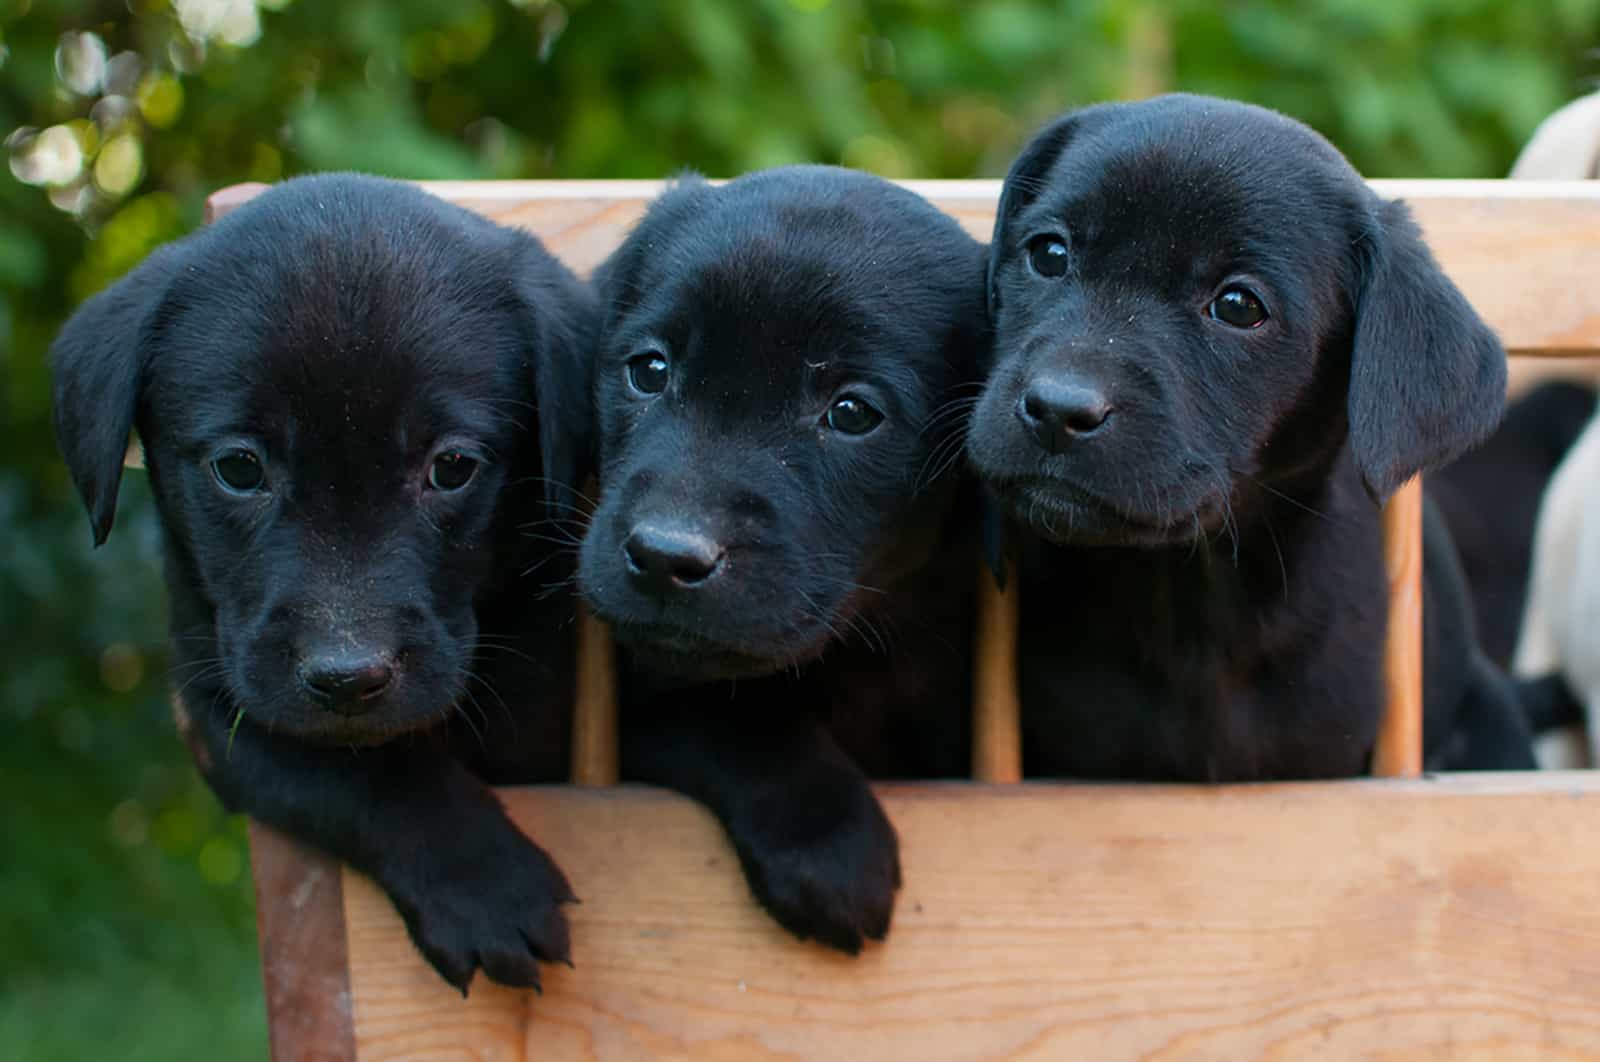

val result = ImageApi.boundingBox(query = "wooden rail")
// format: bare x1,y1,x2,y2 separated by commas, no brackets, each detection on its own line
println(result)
204,181,1600,1060
253,775,1600,1060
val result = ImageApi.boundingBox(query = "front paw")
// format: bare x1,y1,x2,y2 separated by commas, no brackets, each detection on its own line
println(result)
385,825,577,995
730,789,901,955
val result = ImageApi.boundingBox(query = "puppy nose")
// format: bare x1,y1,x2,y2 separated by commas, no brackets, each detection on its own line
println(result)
1017,376,1113,452
623,522,725,589
299,652,395,714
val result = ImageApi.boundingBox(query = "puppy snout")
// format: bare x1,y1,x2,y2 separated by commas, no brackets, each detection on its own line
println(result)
622,521,726,590
1017,375,1113,453
298,650,396,715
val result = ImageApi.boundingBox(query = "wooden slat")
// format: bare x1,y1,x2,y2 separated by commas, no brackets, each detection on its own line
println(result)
203,182,268,224
570,603,619,786
329,775,1600,1060
205,179,1600,357
1507,357,1600,397
971,562,1023,783
248,822,355,1062
1374,477,1425,777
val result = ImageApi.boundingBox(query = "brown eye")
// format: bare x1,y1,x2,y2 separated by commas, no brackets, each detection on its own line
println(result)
211,448,265,494
627,351,670,395
427,451,479,492
824,395,883,435
1209,286,1269,329
1026,235,1070,278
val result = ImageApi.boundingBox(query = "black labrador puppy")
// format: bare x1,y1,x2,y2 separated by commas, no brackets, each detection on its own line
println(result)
967,94,1535,780
570,166,986,952
1429,379,1598,667
50,174,595,993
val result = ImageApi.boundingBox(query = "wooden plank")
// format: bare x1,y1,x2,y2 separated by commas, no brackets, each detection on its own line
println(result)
972,561,1023,783
248,821,355,1062
329,776,1600,1060
1507,356,1600,397
1374,477,1425,777
204,179,1600,358
1391,183,1600,358
203,181,269,224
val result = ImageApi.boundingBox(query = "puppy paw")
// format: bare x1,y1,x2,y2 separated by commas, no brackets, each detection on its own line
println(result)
386,827,577,995
730,790,901,955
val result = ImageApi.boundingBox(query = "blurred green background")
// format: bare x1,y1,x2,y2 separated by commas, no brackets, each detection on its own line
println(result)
1,0,1596,1057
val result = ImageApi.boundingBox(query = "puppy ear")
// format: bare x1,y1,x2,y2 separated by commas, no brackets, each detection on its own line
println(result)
989,112,1093,317
510,237,601,512
50,242,185,546
1347,199,1507,500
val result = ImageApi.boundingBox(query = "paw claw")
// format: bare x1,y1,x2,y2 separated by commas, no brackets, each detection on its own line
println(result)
390,829,576,992
732,790,901,956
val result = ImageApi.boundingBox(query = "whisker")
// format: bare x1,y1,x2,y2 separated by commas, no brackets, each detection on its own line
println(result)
1249,477,1329,521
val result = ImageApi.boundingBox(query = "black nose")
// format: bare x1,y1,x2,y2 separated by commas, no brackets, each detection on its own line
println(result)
623,522,725,589
1017,376,1113,453
299,652,395,714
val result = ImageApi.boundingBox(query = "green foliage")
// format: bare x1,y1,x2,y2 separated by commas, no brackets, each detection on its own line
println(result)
1,0,1595,1056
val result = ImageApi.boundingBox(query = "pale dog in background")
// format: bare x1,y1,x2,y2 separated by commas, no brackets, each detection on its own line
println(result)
1518,418,1600,768
1510,91,1600,179
1505,92,1600,399
1510,90,1600,769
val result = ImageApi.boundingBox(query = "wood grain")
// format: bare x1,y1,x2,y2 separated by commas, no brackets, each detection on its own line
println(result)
334,776,1600,1061
571,602,619,786
204,179,1600,357
248,821,355,1062
1374,478,1425,778
972,561,1023,784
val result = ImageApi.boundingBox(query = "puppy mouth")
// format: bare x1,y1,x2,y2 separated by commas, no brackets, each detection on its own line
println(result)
996,476,1219,547
210,685,457,748
292,704,450,747
219,651,463,748
610,619,834,681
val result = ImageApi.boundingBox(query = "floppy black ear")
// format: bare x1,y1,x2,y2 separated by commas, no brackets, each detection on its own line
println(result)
510,237,601,512
988,112,1093,318
50,241,185,546
1347,198,1507,500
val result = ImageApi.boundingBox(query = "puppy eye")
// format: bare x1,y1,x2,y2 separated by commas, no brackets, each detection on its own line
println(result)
1026,235,1070,279
211,448,266,494
824,395,884,436
626,351,670,396
427,451,479,492
1209,286,1270,329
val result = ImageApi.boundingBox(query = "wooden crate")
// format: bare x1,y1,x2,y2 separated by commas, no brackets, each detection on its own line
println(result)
204,180,1600,1060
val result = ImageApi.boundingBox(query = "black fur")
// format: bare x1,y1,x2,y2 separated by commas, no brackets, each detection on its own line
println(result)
967,95,1533,779
50,173,594,993
579,166,986,951
1429,380,1598,666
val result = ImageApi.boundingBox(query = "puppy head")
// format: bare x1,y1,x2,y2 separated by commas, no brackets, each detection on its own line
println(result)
51,174,593,744
969,94,1505,546
578,166,986,680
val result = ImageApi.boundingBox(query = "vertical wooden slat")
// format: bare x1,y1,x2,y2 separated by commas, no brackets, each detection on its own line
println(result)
248,822,356,1062
569,606,619,786
972,562,1024,783
1372,477,1424,777
565,473,618,786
